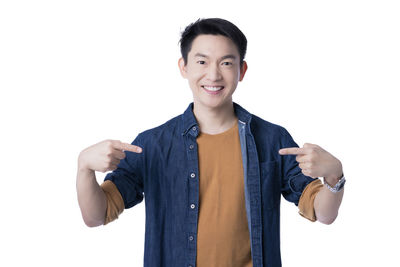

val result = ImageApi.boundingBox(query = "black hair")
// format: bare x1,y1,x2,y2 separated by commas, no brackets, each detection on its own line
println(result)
178,18,247,68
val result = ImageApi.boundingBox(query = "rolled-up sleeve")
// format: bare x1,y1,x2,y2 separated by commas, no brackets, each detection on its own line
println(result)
279,127,319,206
298,179,323,222
104,133,145,210
100,180,125,225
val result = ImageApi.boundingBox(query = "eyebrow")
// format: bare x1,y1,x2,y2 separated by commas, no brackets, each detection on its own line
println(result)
194,53,236,61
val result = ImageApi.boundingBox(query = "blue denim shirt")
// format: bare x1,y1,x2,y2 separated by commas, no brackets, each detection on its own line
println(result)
104,102,317,267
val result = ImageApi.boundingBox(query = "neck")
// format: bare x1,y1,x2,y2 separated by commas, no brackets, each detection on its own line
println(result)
193,101,237,135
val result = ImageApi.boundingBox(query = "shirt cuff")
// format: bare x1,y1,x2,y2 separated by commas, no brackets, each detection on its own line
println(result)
298,179,323,222
100,180,125,225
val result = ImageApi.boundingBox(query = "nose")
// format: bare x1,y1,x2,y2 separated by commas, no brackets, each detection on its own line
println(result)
206,63,222,81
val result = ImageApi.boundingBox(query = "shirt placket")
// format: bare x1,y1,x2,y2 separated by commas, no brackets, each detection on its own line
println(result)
185,125,200,267
245,127,264,267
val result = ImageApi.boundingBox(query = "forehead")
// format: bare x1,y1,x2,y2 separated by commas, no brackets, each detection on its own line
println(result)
189,34,239,58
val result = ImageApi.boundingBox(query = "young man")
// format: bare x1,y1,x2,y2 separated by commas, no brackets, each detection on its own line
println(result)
77,18,345,267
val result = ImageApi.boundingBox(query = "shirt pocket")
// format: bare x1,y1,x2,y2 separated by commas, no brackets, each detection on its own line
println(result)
260,160,281,210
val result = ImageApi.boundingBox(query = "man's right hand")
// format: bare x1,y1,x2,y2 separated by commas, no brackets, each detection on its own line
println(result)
78,139,143,173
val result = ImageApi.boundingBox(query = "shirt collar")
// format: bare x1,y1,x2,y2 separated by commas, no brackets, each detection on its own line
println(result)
181,101,252,136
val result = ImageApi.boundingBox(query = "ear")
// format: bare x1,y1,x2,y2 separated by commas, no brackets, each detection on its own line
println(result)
239,61,248,81
178,57,187,79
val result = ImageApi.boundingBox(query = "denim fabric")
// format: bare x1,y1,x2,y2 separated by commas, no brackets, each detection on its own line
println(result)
104,102,317,267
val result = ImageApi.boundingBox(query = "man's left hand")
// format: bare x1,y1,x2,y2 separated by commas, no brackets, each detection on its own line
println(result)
279,143,343,185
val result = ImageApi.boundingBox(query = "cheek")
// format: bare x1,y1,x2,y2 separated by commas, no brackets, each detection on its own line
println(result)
188,73,204,85
225,73,239,85
225,68,239,78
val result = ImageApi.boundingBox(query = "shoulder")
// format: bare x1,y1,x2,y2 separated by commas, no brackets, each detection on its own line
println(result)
135,113,182,144
250,113,291,140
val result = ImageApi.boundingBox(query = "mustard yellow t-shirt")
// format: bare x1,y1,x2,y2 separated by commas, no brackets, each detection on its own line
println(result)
196,120,252,267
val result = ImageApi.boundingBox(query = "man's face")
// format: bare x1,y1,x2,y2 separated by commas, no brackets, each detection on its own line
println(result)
178,34,247,110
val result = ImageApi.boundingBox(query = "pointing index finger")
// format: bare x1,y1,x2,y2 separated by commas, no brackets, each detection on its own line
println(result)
116,142,142,153
279,147,306,155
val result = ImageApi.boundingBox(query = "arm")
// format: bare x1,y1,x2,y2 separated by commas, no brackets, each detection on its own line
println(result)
76,139,142,227
280,143,344,224
76,165,107,227
314,175,344,224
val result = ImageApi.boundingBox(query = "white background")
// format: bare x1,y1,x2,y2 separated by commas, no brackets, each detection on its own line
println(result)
1,0,399,266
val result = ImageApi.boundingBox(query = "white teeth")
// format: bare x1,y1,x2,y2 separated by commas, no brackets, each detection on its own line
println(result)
203,86,224,91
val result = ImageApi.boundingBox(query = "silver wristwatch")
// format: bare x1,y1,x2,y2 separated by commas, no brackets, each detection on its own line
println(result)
324,175,346,193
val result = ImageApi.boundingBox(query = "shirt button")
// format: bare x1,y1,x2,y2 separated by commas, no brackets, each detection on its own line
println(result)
190,204,195,209
189,265,193,267
189,144,194,150
189,235,194,241
190,173,196,178
192,126,197,131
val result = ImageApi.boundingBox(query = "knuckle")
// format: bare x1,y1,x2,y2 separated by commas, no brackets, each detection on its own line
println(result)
113,140,122,147
105,139,113,144
107,142,114,149
103,140,113,150
106,150,113,157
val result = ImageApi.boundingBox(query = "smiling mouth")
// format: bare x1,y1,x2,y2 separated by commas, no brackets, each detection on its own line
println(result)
201,85,224,92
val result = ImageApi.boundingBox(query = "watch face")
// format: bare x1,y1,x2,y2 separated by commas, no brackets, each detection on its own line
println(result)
336,178,346,191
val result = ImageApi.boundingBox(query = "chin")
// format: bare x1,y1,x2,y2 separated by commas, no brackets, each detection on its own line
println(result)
198,98,231,110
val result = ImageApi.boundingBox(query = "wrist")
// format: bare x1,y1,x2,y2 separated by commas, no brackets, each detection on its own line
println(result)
77,159,93,174
78,166,94,174
324,173,343,187
324,160,343,185
323,174,346,193
78,151,91,172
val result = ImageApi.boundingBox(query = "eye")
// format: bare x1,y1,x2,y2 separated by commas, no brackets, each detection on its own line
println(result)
197,61,206,65
222,62,233,66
